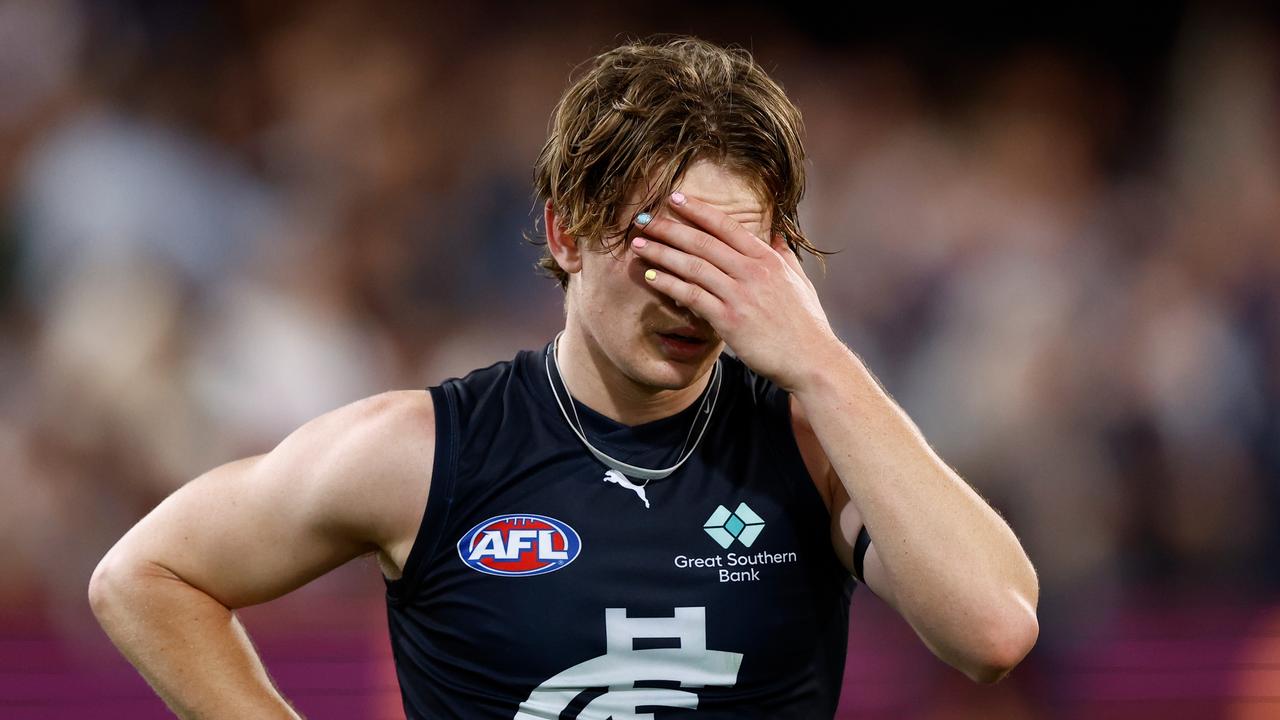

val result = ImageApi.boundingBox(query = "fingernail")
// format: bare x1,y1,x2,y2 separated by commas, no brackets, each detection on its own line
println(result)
635,212,652,225
644,269,657,282
632,237,647,248
670,192,686,206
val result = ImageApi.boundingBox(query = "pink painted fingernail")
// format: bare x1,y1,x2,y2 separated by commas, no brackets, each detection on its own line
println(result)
670,192,686,206
632,237,647,248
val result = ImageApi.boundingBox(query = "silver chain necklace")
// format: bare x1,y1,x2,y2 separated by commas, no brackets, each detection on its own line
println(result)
544,330,721,485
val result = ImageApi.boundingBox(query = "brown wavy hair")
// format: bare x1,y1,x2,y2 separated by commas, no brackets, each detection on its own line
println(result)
527,35,827,289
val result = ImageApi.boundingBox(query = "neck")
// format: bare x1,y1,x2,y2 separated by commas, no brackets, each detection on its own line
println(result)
555,325,715,427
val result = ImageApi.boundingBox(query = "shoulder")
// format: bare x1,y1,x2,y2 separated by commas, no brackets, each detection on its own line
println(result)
259,390,436,553
279,390,435,474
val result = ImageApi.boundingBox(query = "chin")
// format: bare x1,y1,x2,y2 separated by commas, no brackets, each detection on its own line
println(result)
635,338,720,390
636,363,700,391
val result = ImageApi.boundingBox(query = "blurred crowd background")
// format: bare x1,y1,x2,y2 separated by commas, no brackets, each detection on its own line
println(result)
1,1,1277,718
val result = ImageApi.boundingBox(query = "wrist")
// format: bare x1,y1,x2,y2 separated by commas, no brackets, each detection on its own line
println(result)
787,334,862,397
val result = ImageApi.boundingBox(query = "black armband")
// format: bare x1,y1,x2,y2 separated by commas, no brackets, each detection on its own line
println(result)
852,525,871,583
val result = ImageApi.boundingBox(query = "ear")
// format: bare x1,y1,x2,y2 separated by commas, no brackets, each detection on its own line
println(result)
545,200,582,275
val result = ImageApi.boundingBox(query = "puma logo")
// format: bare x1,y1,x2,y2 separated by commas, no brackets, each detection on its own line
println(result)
603,470,650,509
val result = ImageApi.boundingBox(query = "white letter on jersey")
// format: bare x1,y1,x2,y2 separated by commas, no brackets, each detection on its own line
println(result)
513,606,743,720
537,530,568,560
505,530,538,559
467,531,506,561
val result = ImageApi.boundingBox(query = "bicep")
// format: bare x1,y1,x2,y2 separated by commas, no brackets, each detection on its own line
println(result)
102,391,434,609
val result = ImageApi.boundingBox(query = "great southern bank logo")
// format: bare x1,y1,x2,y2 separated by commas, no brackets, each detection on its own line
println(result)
458,514,581,577
703,502,764,549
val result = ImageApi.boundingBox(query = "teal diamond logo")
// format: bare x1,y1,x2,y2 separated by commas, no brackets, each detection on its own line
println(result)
703,502,765,549
725,515,746,537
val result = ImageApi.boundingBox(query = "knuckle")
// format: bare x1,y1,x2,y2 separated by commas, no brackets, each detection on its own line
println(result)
719,216,742,237
723,307,741,329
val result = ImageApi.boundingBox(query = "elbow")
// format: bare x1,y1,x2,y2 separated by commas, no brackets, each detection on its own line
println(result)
88,548,150,629
962,606,1039,684
88,551,126,626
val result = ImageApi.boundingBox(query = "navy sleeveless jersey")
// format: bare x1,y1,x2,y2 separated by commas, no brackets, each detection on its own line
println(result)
384,341,857,719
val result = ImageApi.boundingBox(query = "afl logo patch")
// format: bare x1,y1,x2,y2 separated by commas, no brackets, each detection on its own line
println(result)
457,514,581,577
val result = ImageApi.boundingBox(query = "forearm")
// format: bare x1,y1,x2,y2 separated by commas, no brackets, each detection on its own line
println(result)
794,342,1038,676
89,557,302,719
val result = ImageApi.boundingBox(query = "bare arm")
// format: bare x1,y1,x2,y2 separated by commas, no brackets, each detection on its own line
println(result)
616,187,1037,684
88,390,434,718
791,360,1039,684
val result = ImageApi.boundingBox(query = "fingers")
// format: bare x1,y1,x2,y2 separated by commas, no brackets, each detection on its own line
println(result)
663,192,771,258
632,236,736,300
642,266,726,322
633,214,747,278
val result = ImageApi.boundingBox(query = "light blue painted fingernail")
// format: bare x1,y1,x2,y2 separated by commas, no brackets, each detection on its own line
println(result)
635,212,652,225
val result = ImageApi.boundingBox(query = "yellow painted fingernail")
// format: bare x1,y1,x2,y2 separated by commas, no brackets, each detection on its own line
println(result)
644,269,657,282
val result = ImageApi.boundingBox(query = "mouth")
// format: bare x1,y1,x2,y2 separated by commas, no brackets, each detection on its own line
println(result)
660,324,710,342
654,326,713,359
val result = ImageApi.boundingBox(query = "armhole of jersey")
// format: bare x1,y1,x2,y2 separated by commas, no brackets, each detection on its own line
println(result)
758,381,852,580
385,382,459,604
852,525,872,585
